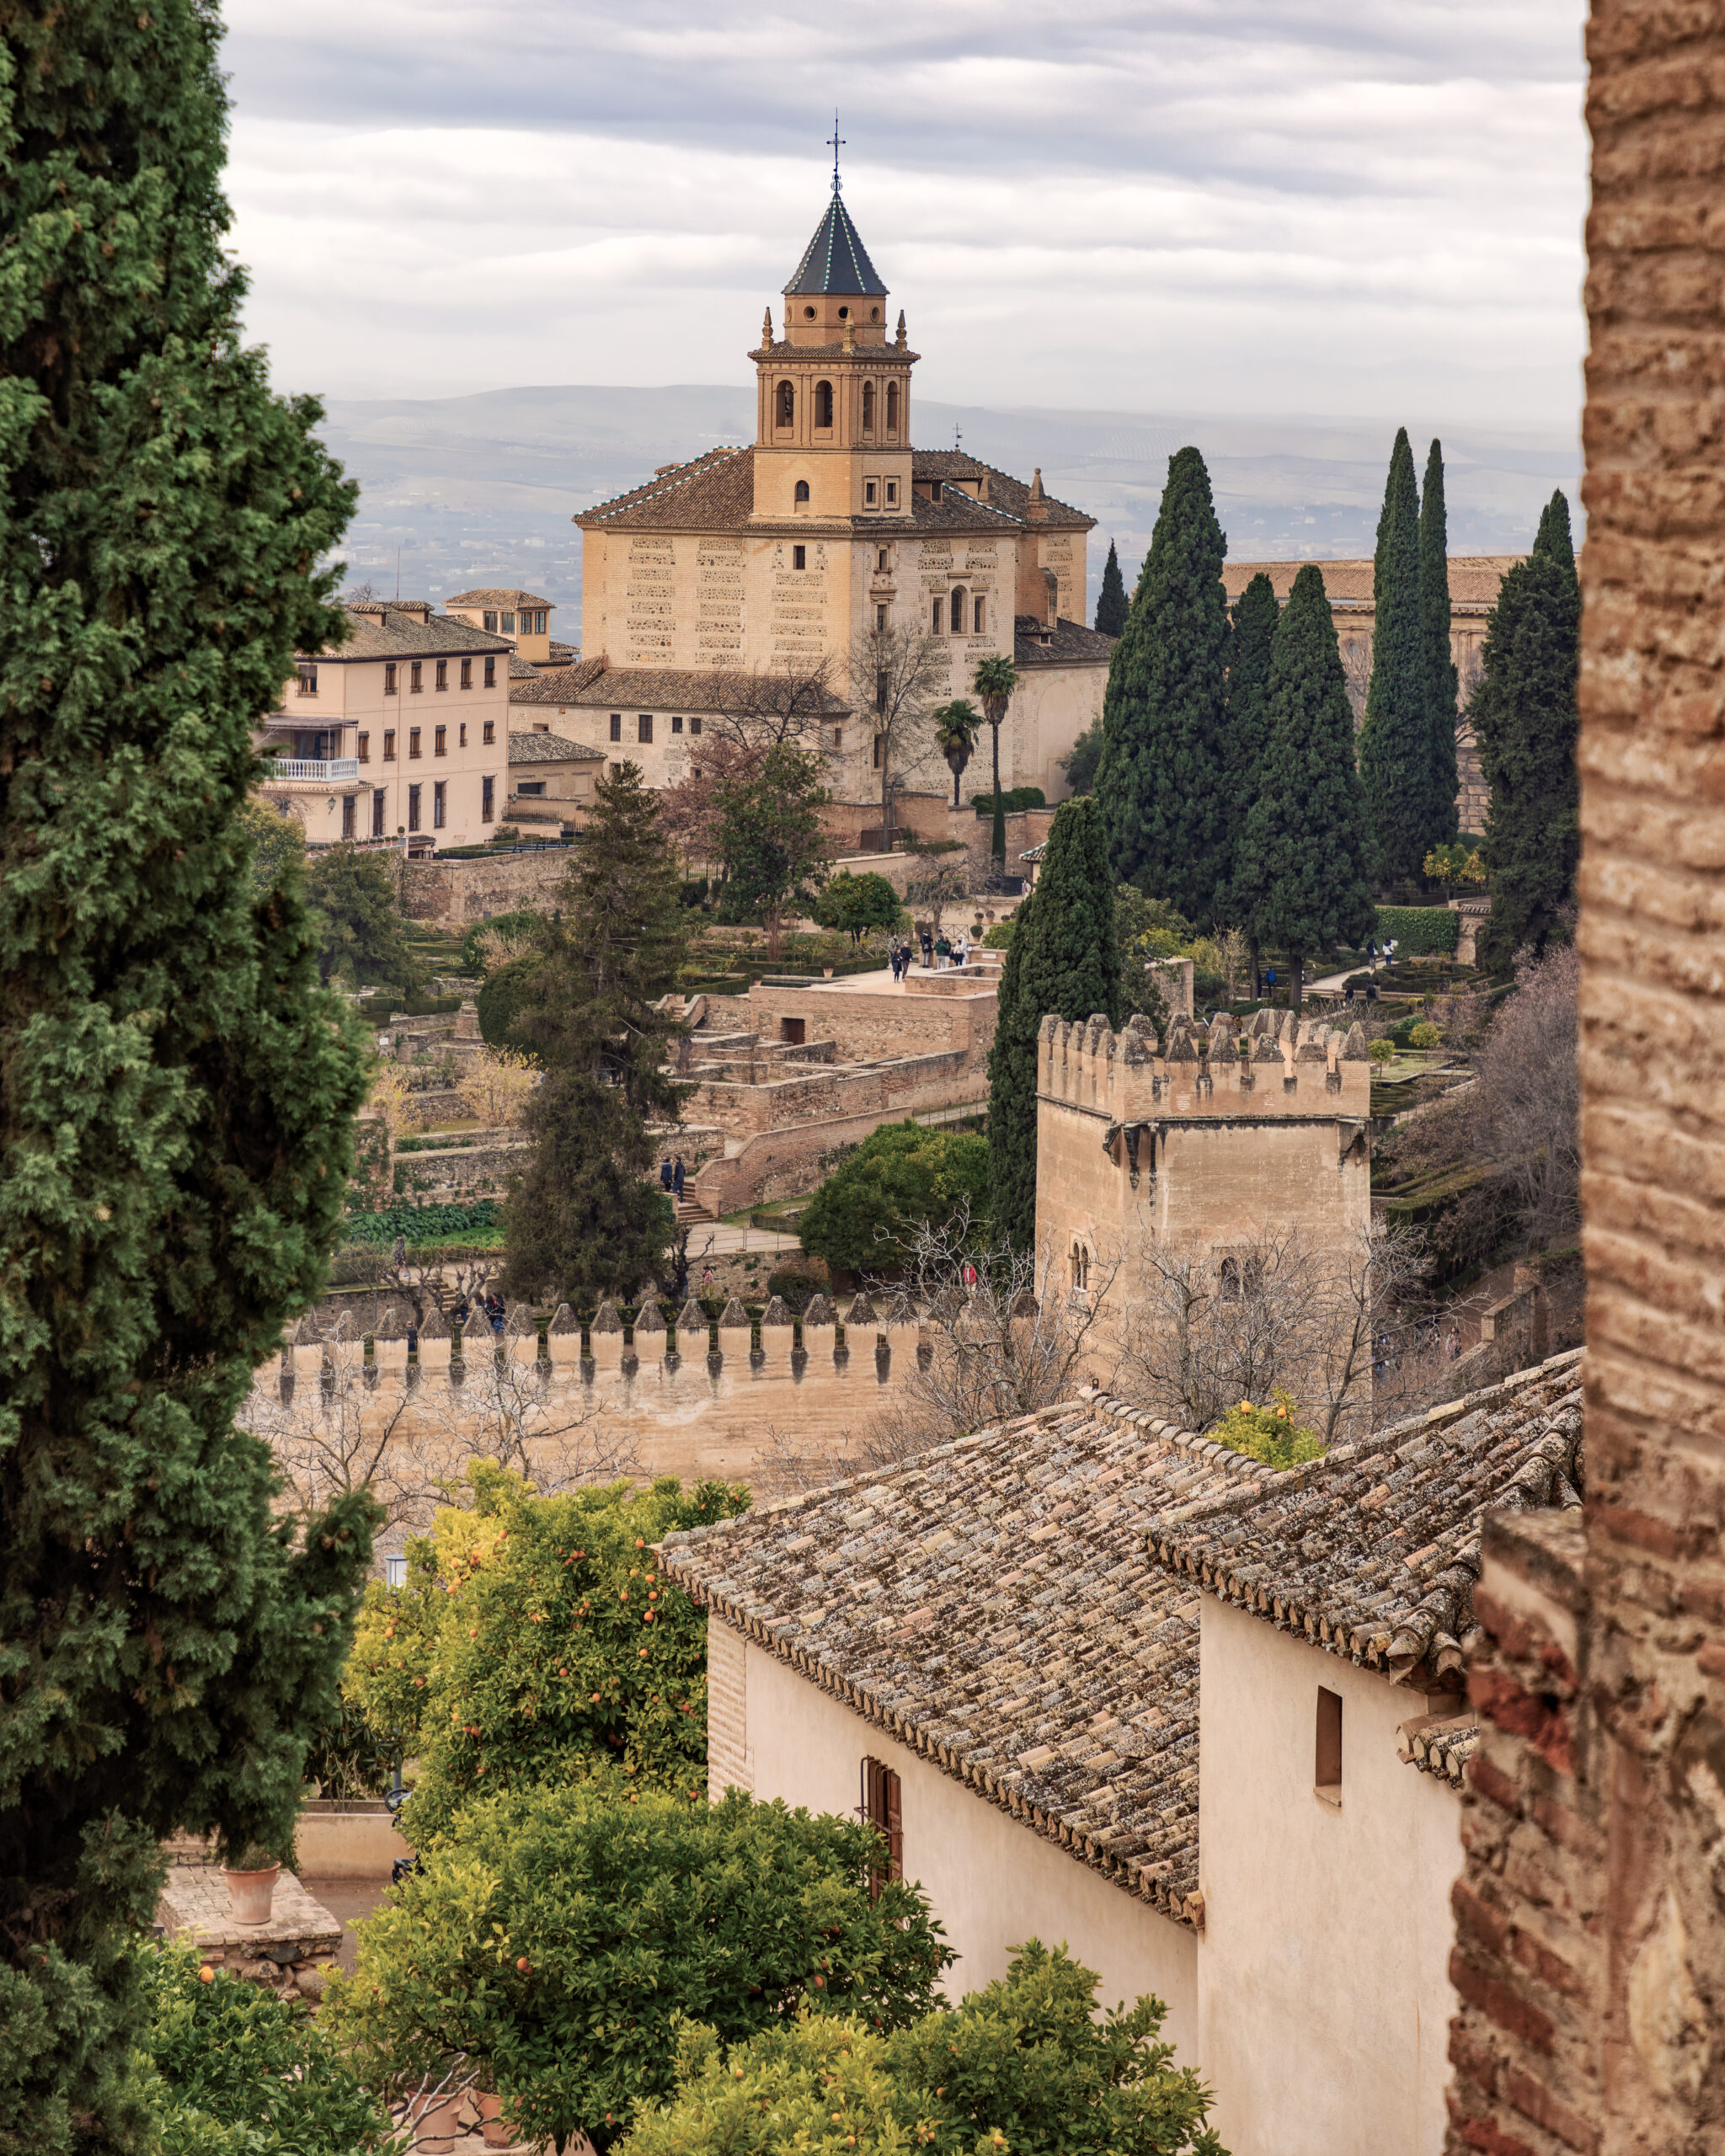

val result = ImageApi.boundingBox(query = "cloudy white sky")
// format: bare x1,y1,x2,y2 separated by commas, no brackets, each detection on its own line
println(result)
224,0,1588,431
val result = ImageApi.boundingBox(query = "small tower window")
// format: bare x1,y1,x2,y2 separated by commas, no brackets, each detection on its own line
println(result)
878,548,889,571
950,587,967,635
803,304,816,319
837,305,849,320
862,382,875,432
1316,1687,1343,1807
974,596,986,634
932,597,943,635
777,379,794,427
885,479,898,506
794,480,810,505
885,382,900,435
864,479,878,506
814,381,834,430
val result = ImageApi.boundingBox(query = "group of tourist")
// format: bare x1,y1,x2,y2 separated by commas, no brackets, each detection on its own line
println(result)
887,926,972,983
658,1155,687,1200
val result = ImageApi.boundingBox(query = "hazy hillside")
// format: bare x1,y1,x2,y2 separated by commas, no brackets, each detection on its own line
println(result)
316,384,1579,630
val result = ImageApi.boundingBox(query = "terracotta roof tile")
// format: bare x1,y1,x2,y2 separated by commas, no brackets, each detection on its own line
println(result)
446,588,554,609
509,659,610,705
1014,615,1115,668
300,605,514,662
575,447,755,532
508,730,602,764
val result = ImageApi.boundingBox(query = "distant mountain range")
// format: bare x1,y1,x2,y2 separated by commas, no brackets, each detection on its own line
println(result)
316,384,1580,630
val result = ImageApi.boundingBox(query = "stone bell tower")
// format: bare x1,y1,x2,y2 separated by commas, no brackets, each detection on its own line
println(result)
750,176,916,526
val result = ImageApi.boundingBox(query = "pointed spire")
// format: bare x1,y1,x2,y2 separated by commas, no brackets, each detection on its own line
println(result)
895,309,907,349
1029,467,1045,501
761,306,773,351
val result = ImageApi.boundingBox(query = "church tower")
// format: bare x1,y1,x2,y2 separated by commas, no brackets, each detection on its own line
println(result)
750,181,916,525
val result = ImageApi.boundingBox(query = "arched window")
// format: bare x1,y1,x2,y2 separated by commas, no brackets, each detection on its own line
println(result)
885,382,900,435
950,587,966,634
776,379,794,427
973,596,985,635
794,479,810,504
814,381,834,430
862,382,875,432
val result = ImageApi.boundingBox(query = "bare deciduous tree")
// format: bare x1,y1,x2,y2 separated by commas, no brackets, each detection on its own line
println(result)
704,654,843,752
846,622,948,834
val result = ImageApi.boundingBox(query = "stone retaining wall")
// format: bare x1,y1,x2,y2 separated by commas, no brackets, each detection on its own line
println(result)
403,847,570,928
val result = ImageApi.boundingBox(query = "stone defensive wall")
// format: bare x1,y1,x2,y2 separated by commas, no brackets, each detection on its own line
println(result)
1035,1006,1375,1273
401,846,571,929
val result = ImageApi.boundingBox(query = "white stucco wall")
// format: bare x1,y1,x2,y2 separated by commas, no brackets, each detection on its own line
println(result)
716,1623,1199,2063
1196,1597,1462,2156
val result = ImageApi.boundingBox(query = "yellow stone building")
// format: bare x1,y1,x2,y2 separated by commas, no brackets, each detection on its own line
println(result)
565,183,1114,803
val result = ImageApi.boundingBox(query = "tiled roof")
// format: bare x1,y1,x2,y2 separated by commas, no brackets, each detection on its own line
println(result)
1146,1348,1584,1684
575,447,756,532
508,654,538,678
915,457,1093,534
1397,1711,1478,1787
1222,557,1525,614
658,1395,1284,1929
509,659,610,706
1014,615,1116,668
784,190,888,296
508,730,603,764
545,641,579,664
446,588,553,609
302,605,515,662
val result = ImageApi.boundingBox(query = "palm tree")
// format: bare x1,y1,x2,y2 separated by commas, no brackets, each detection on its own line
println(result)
971,654,1020,872
932,698,982,808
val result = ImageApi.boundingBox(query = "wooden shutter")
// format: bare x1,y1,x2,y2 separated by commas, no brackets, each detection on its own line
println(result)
860,1755,902,1899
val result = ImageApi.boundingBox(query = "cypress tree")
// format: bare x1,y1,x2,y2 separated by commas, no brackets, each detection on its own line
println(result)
987,797,1119,1251
1220,572,1279,989
1094,448,1230,918
1234,567,1377,1006
1094,539,1129,637
1419,438,1461,841
1359,428,1439,880
1472,490,1580,974
0,6,377,2138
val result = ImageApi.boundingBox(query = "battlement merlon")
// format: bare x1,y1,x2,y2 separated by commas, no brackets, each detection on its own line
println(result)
1034,1011,1373,1122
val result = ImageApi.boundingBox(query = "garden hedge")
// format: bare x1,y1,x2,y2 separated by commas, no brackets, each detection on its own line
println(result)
1375,905,1461,956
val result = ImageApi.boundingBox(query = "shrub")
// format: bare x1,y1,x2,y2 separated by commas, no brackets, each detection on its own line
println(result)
1369,1038,1397,1064
342,1465,749,1844
459,909,549,974
475,953,546,1052
628,1940,1225,2156
812,869,901,947
1375,905,1461,956
766,1264,826,1313
970,787,1047,814
342,1199,501,1246
1409,1020,1443,1049
142,1947,396,2154
981,916,1017,948
323,1784,952,2150
1211,1388,1324,1470
796,1122,990,1274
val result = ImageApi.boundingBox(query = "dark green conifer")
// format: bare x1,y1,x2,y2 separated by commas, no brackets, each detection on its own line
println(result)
1359,428,1439,880
987,798,1119,1250
1221,572,1279,988
0,5,377,2137
1094,448,1230,917
1420,439,1461,841
1094,539,1129,637
1473,490,1581,974
1234,567,1377,1006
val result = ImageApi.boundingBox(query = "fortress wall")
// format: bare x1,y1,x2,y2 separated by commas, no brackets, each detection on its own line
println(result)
742,981,996,1065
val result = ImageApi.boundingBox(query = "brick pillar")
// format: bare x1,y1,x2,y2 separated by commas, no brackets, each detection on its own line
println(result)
1578,3,1725,2146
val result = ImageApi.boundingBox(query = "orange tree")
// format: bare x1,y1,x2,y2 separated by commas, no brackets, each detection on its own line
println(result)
343,1463,749,1843
323,1780,952,2153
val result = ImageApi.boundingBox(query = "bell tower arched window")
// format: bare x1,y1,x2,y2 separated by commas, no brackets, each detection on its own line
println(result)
776,379,794,427
814,381,834,430
885,382,900,435
862,382,876,433
794,480,810,504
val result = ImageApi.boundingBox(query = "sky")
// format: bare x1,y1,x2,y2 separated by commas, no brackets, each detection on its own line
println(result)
224,0,1589,432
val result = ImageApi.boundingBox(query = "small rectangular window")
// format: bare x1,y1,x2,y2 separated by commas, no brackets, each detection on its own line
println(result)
341,794,355,840
833,725,843,750
459,723,467,748
974,597,985,635
878,548,889,571
383,729,396,761
483,657,495,688
385,1555,409,1588
372,787,387,838
357,732,370,764
483,611,498,632
864,479,878,506
410,661,423,693
884,479,898,505
296,664,318,696
501,611,516,634
433,779,446,829
610,714,622,743
434,726,447,757
877,605,887,632
461,658,472,689
793,544,806,570
861,1756,902,1900
671,714,683,734
482,775,494,823
435,659,448,691
873,733,884,770
532,611,546,633
690,715,702,737
483,720,495,745
638,714,653,744
932,597,943,635
407,782,421,833
409,728,421,759
384,662,398,695
1316,1687,1343,1807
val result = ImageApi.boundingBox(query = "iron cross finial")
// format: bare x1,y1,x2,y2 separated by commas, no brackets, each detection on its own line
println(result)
828,112,846,192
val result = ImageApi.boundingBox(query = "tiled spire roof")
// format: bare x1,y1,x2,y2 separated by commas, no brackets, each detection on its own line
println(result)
783,189,887,296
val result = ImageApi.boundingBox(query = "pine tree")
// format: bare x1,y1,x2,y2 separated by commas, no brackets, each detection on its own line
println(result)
1094,449,1230,917
500,765,691,1300
1419,438,1461,841
1359,428,1439,880
304,842,427,994
1094,539,1129,637
987,797,1119,1249
0,8,377,2139
1233,568,1377,1006
1220,572,1279,989
1472,490,1580,974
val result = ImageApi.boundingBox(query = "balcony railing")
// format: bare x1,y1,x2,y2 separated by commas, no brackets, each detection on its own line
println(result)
264,758,360,783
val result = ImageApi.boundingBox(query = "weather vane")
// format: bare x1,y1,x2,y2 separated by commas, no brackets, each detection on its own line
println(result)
828,111,846,193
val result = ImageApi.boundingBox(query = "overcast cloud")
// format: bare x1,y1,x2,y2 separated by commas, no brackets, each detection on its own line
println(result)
224,0,1587,430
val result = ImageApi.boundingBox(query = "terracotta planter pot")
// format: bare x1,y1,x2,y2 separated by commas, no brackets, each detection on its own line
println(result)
823,966,834,978
478,2091,511,2148
406,2091,464,2153
223,1864,280,1925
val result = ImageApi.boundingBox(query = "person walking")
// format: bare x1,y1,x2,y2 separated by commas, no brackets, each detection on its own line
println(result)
953,931,968,969
672,1155,686,1201
889,939,901,984
659,1157,674,1194
1264,963,1278,1001
934,932,952,969
919,921,933,969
